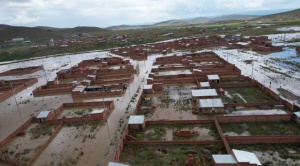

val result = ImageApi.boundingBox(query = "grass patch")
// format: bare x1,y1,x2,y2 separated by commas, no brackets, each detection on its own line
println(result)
220,87,275,103
221,122,300,135
119,144,226,166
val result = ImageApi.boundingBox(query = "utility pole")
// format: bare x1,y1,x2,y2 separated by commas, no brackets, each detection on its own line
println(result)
251,63,254,79
7,81,22,120
69,56,72,67
42,60,48,81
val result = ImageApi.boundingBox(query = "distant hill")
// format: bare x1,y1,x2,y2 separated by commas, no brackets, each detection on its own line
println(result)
0,25,107,42
107,15,257,30
252,8,300,21
237,8,295,16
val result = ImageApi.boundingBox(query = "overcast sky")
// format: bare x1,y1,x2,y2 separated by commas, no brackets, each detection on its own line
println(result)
0,0,299,28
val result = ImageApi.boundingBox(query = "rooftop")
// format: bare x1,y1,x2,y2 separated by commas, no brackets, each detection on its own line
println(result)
36,111,50,119
199,82,210,88
212,154,237,164
143,84,153,90
89,109,105,114
199,98,224,108
128,115,145,124
207,74,220,80
191,89,218,97
233,149,262,166
108,162,130,166
72,85,86,92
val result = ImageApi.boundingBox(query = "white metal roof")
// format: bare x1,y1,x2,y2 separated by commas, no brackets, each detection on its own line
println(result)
82,79,91,83
128,115,145,124
191,89,218,97
37,111,50,119
236,42,250,46
212,154,237,164
200,82,210,87
233,149,262,166
207,74,220,80
89,109,105,114
108,162,130,166
72,85,86,92
152,65,159,69
193,69,202,72
87,74,96,78
199,98,224,108
143,84,153,90
294,111,300,118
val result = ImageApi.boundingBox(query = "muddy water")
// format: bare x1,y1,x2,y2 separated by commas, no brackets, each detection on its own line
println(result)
35,53,154,165
1,123,55,162
0,42,297,165
57,106,105,119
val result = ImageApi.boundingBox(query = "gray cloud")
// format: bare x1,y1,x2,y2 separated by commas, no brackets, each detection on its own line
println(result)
0,0,299,27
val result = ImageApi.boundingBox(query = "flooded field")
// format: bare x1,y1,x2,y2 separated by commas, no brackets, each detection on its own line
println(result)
57,106,105,119
137,84,216,120
119,144,226,166
221,122,300,136
128,124,220,141
33,121,109,166
0,123,56,163
231,143,300,166
225,107,289,115
220,87,276,103
0,32,299,165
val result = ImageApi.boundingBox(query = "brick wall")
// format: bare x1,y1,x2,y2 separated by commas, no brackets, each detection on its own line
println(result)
125,140,223,145
0,66,43,76
145,120,214,125
0,118,33,147
216,114,293,123
27,123,64,166
225,135,300,144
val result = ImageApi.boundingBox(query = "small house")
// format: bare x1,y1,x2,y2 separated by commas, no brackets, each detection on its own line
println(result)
128,115,145,130
198,98,224,113
108,162,130,166
191,89,218,100
232,149,262,166
143,84,154,94
212,154,237,166
212,149,261,166
199,82,210,89
153,83,163,91
88,108,107,120
207,74,220,83
36,111,50,123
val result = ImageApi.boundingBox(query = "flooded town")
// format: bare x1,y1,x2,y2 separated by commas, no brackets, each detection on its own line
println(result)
0,1,300,166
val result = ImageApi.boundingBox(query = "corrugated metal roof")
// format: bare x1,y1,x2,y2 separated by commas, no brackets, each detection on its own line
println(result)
72,85,86,92
82,79,91,83
37,111,50,119
199,98,224,108
233,149,262,166
87,74,96,78
191,89,218,97
212,154,237,164
128,115,145,124
294,111,300,118
108,162,130,166
207,74,220,80
200,82,210,87
89,109,105,114
143,84,153,90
